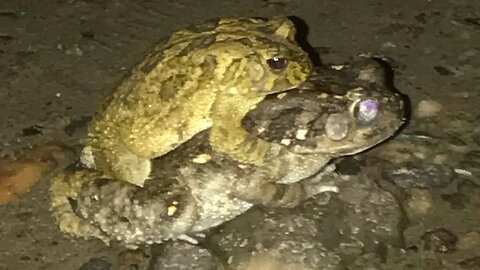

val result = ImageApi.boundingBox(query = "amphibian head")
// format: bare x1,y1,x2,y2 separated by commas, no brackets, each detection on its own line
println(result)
244,58,406,157
164,17,313,94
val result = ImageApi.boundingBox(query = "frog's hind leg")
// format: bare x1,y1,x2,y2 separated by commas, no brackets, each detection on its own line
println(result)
49,170,111,245
81,143,151,187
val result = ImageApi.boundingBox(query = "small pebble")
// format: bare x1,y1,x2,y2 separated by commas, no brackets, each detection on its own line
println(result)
192,153,211,164
295,129,308,140
79,258,112,270
416,99,442,118
280,139,291,145
433,154,449,164
458,231,480,250
407,188,433,215
459,256,480,268
421,228,458,253
381,41,397,49
454,168,472,176
383,163,454,189
237,253,300,270
151,241,219,270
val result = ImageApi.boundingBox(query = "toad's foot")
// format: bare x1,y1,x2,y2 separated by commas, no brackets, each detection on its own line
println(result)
49,170,111,245
301,164,339,204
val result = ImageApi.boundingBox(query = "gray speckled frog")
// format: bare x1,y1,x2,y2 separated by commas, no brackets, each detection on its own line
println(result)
50,58,405,249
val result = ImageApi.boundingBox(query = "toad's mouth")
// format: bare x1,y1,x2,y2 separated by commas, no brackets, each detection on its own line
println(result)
259,70,313,95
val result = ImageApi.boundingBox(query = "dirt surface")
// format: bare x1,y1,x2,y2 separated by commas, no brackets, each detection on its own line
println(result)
0,0,479,269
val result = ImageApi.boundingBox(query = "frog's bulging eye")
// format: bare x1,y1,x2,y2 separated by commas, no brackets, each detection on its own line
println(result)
354,99,379,123
267,56,288,70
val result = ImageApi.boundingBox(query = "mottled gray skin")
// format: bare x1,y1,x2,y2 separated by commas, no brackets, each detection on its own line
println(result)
50,59,405,249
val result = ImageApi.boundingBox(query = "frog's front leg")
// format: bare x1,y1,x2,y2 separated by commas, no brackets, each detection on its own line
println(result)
209,94,273,166
241,182,306,208
82,140,151,187
235,181,337,208
233,164,339,208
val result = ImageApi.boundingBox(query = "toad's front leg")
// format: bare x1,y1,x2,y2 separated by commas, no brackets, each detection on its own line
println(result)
232,163,339,208
234,180,338,208
209,94,274,166
81,141,152,187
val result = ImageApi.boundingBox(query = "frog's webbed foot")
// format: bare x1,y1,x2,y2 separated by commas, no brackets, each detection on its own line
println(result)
301,164,339,197
55,206,111,246
81,145,151,187
299,164,339,205
49,171,111,245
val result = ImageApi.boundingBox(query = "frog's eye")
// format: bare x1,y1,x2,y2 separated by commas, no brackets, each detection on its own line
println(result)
267,56,288,71
353,99,379,123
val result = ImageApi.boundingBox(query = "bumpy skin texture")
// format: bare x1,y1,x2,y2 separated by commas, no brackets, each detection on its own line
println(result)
50,59,405,249
81,17,313,186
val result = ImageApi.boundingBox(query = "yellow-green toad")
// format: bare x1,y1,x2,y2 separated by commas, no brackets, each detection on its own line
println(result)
81,17,313,186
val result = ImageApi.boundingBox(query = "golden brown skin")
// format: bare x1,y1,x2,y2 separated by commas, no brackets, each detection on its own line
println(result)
81,17,313,186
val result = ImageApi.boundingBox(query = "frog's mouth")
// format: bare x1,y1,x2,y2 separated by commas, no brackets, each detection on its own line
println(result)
320,113,407,157
257,62,312,95
258,78,305,96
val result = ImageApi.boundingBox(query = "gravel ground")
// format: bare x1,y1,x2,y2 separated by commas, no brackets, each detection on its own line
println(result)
0,0,479,269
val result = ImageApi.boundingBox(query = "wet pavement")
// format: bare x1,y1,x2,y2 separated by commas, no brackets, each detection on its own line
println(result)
0,0,479,269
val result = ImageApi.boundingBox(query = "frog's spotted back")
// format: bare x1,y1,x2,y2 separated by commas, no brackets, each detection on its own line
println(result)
166,17,297,46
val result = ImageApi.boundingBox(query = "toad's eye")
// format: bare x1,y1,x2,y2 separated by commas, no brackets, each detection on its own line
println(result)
267,56,288,70
354,99,379,123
